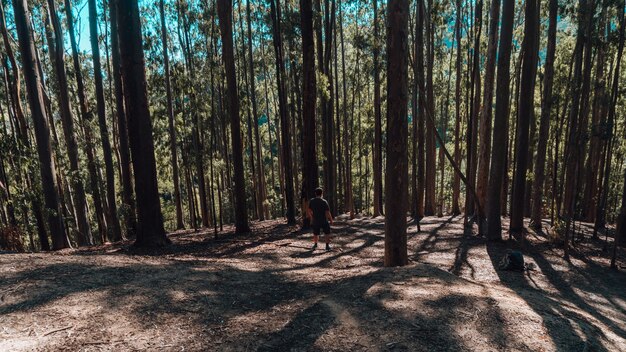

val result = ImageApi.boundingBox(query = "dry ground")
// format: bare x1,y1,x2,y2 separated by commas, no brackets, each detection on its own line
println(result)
1,215,625,351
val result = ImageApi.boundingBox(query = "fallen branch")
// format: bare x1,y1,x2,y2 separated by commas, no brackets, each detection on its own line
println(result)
43,325,73,336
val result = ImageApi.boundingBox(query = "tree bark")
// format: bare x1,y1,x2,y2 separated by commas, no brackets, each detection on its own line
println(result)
384,0,409,267
509,0,538,235
217,0,250,233
45,0,92,245
88,0,121,242
451,0,462,215
372,0,382,217
486,0,515,241
476,0,500,235
160,0,183,229
531,0,557,229
269,0,296,225
300,0,319,226
116,0,168,246
13,0,69,250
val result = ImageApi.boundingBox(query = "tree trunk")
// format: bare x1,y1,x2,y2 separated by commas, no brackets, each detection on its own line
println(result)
384,0,409,267
300,0,319,226
531,0,557,229
486,0,515,241
44,0,92,246
13,0,69,250
423,0,437,217
562,0,594,258
413,0,425,222
88,0,121,242
64,0,107,242
476,0,500,235
160,0,183,230
247,0,267,221
451,0,462,215
465,0,482,223
217,0,250,234
509,0,538,236
596,2,624,237
372,0,382,216
269,0,296,225
116,0,168,246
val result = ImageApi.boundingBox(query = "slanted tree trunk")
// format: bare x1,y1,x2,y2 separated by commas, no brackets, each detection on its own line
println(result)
384,0,409,267
476,0,500,235
217,0,250,234
44,0,92,245
300,0,319,226
269,0,296,225
531,0,557,229
509,0,538,236
372,0,382,216
88,0,121,242
160,0,183,229
13,0,69,250
486,0,515,241
116,0,168,246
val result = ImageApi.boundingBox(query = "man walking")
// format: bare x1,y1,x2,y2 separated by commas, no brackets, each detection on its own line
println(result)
307,188,334,251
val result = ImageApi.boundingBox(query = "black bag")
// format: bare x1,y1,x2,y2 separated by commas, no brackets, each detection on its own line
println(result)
499,250,525,271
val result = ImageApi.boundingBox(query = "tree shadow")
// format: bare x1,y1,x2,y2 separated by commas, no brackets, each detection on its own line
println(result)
486,240,622,351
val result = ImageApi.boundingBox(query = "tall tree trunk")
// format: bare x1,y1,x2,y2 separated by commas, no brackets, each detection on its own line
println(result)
269,0,296,225
247,0,267,221
451,0,462,215
486,0,515,241
109,0,135,237
465,0,482,223
88,0,121,242
217,0,250,233
384,0,409,267
562,0,594,258
531,0,557,229
596,0,624,237
476,0,500,235
300,0,319,226
509,0,538,235
12,0,69,250
423,0,436,216
414,0,425,222
372,0,382,216
63,0,108,243
45,0,92,245
116,0,168,246
160,0,183,229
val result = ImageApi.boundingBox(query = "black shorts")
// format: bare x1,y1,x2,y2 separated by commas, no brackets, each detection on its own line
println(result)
312,223,331,235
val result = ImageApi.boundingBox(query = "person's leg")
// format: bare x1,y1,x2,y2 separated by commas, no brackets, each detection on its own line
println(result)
323,224,331,250
312,225,320,249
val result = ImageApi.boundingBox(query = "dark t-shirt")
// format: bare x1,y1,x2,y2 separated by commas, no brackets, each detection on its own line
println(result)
309,197,330,226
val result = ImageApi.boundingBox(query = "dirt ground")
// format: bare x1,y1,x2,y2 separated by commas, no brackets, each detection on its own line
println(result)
1,215,625,352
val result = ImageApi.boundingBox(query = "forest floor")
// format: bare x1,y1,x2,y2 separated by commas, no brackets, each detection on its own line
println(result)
1,215,625,352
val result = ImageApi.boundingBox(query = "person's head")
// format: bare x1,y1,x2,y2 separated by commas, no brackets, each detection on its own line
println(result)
315,187,324,197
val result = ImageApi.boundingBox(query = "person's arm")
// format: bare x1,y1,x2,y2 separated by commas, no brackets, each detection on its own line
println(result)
326,210,333,224
307,207,313,221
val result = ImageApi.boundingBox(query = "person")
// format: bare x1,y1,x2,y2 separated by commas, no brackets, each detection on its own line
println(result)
307,187,333,251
